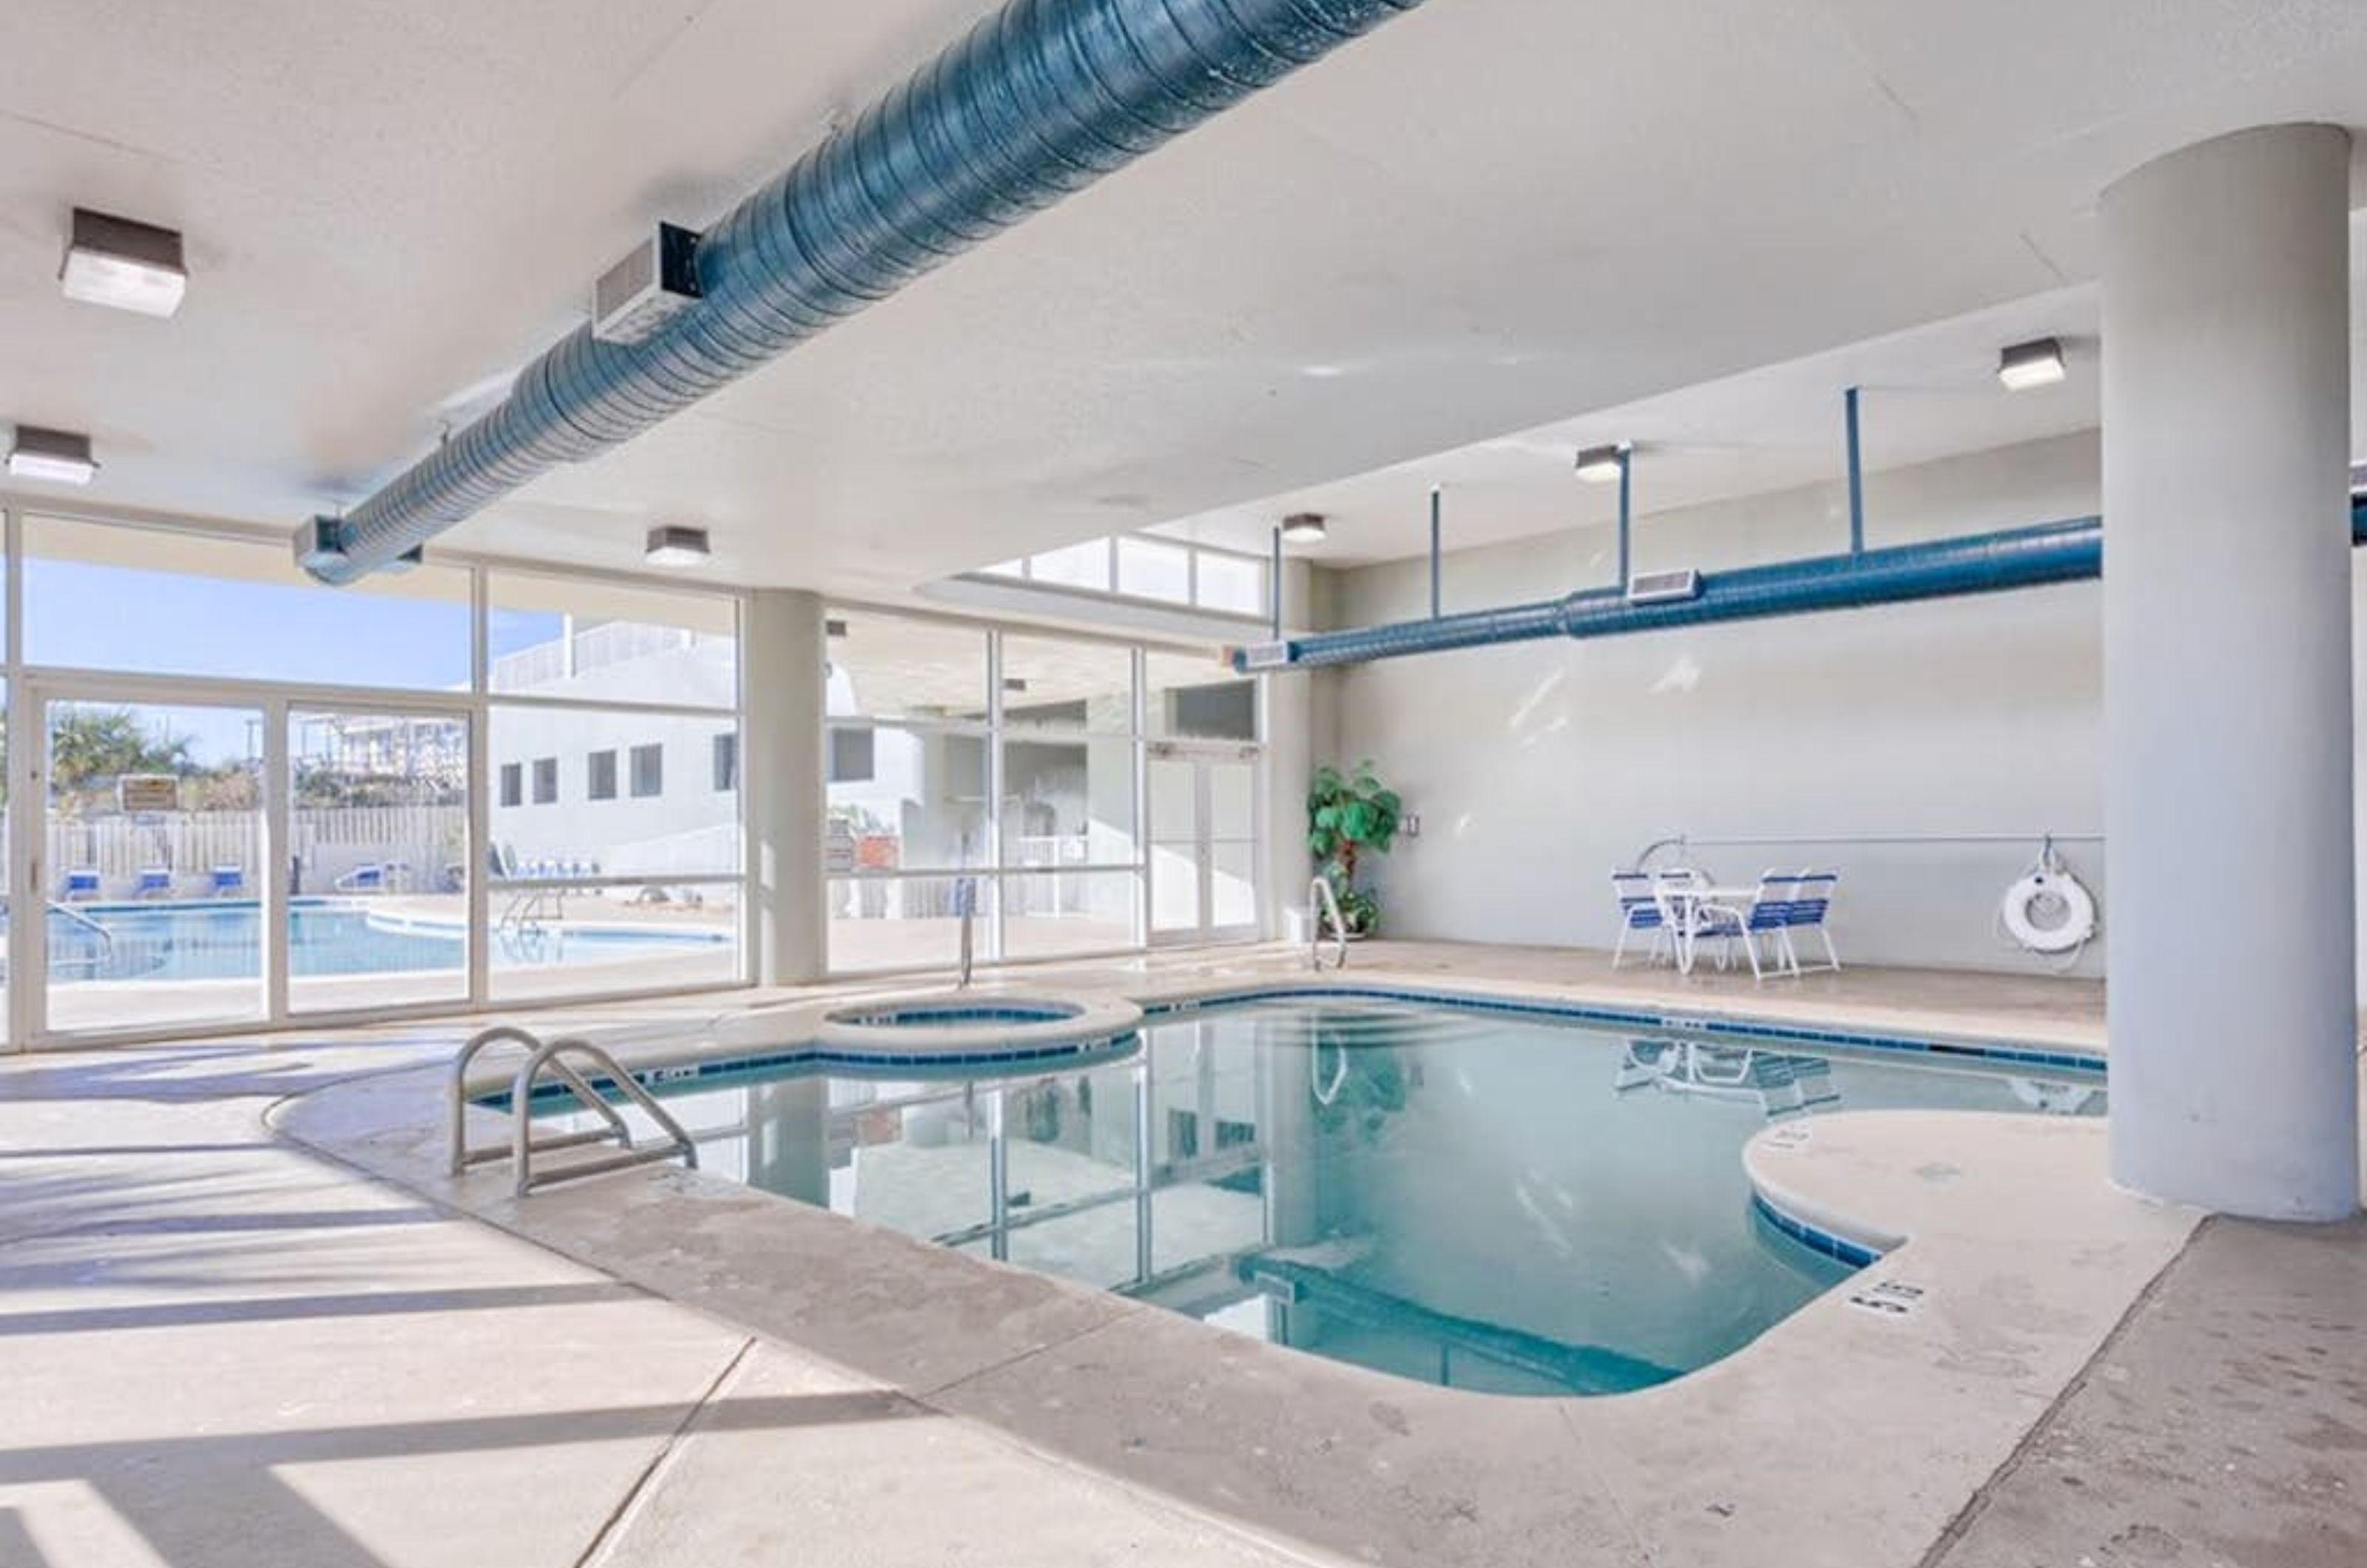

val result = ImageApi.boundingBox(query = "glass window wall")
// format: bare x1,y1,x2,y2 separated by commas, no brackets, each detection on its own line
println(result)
825,610,1257,975
4,510,749,1045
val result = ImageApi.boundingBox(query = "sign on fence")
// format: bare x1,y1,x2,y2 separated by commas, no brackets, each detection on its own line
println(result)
118,775,180,814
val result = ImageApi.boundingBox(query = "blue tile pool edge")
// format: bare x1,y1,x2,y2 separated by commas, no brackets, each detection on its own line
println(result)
478,979,2103,1113
1749,1192,1887,1269
1138,982,2107,1074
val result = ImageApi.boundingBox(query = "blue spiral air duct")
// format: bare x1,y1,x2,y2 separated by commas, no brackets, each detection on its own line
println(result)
299,0,1428,583
1250,499,2367,671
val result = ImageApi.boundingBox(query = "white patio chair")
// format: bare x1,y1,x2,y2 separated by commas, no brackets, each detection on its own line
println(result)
1610,871,1671,969
1692,870,1800,981
1784,871,1841,973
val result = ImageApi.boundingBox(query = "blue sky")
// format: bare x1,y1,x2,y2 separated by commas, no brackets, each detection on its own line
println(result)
25,560,562,766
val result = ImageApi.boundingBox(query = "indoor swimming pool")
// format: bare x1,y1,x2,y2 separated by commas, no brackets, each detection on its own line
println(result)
522,995,2105,1398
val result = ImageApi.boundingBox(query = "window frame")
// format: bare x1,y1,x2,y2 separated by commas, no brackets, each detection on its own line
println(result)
1,501,755,1050
820,604,1265,980
629,741,663,799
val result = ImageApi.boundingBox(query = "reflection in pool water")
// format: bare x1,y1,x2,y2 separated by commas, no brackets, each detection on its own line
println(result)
532,998,2104,1397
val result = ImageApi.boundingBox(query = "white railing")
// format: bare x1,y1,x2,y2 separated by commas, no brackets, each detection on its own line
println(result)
595,822,742,880
489,623,724,692
50,805,467,898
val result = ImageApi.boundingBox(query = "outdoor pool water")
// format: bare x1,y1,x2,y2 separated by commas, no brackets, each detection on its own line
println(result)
43,899,729,981
524,996,2104,1397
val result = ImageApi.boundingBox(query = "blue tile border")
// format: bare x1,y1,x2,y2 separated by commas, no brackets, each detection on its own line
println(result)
1750,1192,1885,1268
484,982,2101,1113
826,1002,1084,1027
1139,984,2106,1077
484,1033,1145,1111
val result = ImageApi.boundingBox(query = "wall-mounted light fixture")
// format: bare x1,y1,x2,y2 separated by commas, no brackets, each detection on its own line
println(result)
1997,337,2066,391
1574,443,1628,483
60,208,188,317
1279,512,1328,544
644,523,711,567
6,425,98,485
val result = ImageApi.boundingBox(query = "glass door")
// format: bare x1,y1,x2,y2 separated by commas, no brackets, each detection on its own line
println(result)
37,692,268,1036
288,707,472,1013
1147,743,1260,945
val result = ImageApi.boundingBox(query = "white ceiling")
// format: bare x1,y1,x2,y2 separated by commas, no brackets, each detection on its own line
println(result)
4,0,2367,593
1144,284,2114,564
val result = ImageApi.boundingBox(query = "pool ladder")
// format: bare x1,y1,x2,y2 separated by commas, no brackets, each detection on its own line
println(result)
1309,875,1348,971
449,1025,698,1197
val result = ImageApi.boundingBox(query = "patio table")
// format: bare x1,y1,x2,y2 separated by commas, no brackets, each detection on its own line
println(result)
1652,884,1760,975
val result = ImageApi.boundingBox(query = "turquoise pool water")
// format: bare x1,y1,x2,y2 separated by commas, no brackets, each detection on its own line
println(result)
42,899,728,981
529,996,2104,1397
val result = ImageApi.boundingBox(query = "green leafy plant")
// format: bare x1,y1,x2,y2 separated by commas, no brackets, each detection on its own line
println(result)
1307,760,1401,935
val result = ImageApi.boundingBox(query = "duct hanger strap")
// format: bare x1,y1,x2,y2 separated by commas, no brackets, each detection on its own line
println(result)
302,0,1428,584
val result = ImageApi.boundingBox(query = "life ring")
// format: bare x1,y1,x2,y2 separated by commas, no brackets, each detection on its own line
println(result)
2000,871,2096,953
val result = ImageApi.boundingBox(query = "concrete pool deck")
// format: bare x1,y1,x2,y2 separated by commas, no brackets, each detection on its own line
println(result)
2,942,2362,1566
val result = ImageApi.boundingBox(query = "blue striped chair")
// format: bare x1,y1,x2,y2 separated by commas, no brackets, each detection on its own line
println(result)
1783,871,1840,973
1695,871,1800,981
1610,871,1670,969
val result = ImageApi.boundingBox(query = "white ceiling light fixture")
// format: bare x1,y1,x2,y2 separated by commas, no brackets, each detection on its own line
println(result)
1279,512,1328,544
644,524,711,567
59,208,188,318
1574,443,1628,483
6,425,98,485
1997,337,2066,391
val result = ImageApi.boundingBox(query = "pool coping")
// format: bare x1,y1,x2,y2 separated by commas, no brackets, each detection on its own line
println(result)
274,964,2190,1568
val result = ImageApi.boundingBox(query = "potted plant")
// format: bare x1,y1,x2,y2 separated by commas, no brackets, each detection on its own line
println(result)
1307,760,1402,936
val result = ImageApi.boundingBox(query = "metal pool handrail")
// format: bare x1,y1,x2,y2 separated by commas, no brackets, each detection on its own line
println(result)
1310,876,1349,970
44,901,117,973
448,1024,698,1195
954,875,979,990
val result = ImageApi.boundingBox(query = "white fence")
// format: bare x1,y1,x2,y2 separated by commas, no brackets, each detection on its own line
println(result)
50,805,467,899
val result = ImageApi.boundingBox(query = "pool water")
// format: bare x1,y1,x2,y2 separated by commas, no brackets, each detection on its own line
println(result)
531,997,2104,1397
41,899,728,981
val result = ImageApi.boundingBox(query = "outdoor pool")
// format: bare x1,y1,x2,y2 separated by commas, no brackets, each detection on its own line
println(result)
42,898,729,981
519,994,2106,1397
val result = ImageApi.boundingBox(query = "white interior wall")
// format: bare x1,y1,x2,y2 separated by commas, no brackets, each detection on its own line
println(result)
1323,432,2116,976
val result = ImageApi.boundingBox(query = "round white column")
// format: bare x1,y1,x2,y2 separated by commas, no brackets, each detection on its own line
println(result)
1260,557,1320,939
2102,124,2358,1218
744,587,828,987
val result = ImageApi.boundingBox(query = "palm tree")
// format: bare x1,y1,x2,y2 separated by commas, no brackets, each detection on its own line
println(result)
48,709,196,800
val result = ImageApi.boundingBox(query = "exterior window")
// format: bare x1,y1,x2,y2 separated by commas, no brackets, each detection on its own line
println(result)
712,732,738,792
1115,537,1192,603
587,749,618,801
630,743,663,798
1195,550,1266,615
1027,540,1111,592
499,763,522,808
530,757,558,805
827,728,875,784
